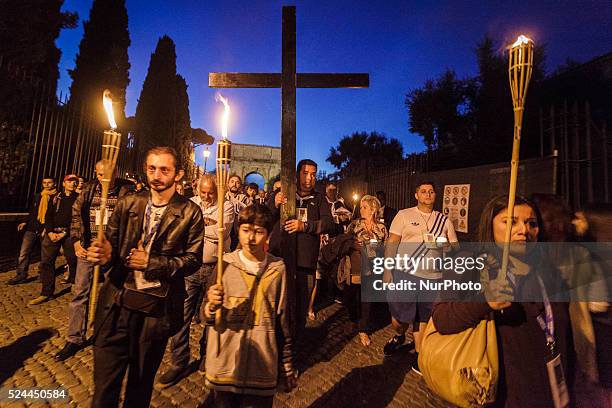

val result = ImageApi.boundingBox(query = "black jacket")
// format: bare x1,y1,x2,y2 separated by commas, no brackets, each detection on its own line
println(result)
432,264,575,408
70,178,134,247
318,233,356,287
433,300,573,408
94,191,204,340
268,190,334,269
45,191,78,231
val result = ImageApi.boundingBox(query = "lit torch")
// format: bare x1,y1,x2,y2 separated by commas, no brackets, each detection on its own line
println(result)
499,35,534,280
215,93,232,328
87,90,122,333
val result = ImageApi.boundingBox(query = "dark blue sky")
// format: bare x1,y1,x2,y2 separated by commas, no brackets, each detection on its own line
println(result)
57,0,611,173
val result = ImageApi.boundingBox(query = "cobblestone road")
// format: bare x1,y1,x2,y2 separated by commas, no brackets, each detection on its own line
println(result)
0,261,608,407
0,260,452,408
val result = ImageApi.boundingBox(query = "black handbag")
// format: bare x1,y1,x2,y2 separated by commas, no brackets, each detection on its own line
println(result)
117,279,170,315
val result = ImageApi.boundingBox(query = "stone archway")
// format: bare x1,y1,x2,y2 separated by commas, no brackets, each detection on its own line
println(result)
231,143,281,190
244,171,266,189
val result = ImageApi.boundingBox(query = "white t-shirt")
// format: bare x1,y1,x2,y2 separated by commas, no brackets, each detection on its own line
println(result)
134,203,167,290
389,206,458,279
143,204,167,250
238,250,267,276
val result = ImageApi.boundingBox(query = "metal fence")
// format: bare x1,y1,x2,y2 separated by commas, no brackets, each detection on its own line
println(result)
338,156,557,241
337,99,610,240
538,100,610,209
0,59,135,211
337,98,610,218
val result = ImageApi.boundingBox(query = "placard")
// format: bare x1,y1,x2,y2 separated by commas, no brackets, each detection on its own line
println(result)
442,184,470,233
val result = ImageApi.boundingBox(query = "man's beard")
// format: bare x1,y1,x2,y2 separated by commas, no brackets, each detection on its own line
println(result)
149,179,174,192
229,186,239,194
201,197,215,208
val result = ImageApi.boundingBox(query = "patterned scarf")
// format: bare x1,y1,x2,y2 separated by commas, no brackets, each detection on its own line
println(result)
37,188,57,224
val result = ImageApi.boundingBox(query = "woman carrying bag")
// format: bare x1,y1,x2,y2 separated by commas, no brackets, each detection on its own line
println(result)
421,195,575,407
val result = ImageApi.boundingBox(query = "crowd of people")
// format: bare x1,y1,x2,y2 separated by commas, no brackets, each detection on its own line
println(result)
6,145,611,407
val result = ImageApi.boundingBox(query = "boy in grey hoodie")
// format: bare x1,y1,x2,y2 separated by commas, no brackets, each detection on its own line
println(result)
203,204,297,407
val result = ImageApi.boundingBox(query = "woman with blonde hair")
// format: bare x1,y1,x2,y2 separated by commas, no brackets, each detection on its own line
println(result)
343,194,388,346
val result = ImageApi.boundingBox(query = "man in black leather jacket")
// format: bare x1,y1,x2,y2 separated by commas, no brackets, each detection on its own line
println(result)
87,147,204,408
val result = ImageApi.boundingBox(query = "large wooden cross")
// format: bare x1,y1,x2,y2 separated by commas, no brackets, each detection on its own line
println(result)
209,6,369,225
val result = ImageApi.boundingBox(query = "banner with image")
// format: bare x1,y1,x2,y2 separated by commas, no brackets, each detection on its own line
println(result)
442,184,470,233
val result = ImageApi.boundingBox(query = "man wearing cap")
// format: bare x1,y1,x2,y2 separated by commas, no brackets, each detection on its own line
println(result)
29,174,80,305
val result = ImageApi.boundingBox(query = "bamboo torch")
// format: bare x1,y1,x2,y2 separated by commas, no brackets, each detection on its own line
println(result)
215,93,232,328
500,35,534,278
87,90,122,333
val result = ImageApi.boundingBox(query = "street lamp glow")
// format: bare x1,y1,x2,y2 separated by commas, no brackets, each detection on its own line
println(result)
203,147,211,173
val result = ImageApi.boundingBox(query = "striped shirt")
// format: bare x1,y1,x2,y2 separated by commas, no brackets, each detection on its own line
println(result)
389,206,457,279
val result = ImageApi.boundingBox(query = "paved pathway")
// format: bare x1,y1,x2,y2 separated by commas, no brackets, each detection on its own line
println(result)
0,260,451,408
0,261,608,407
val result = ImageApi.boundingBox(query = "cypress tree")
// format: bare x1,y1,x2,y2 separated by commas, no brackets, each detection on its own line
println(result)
0,0,77,121
68,0,130,124
135,35,193,173
0,0,77,88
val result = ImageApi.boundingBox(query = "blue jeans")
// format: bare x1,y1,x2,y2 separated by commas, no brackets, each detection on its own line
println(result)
168,263,215,369
15,230,39,277
66,258,94,345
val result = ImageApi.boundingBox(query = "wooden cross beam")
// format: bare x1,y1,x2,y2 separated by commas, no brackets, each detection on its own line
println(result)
209,6,369,225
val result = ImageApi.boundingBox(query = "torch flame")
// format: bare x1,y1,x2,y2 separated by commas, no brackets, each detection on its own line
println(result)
103,89,117,130
215,92,230,140
511,35,531,48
